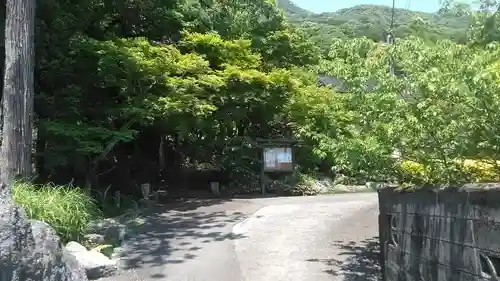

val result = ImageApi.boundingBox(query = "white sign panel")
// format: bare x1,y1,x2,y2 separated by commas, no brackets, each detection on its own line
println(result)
263,147,293,171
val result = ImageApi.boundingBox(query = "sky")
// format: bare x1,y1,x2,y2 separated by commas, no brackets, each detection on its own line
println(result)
290,0,443,13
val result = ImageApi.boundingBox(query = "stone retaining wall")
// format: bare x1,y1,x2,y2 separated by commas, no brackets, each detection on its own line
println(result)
378,184,500,281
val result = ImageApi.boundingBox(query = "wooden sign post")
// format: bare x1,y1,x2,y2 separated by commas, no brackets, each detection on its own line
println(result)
256,138,299,196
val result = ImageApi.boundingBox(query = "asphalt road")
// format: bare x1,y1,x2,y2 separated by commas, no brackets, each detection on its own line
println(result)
102,193,380,281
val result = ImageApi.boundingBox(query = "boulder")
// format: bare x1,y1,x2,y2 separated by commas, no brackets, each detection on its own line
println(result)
66,241,88,252
90,244,114,258
30,220,88,281
0,185,88,281
64,241,117,280
86,219,126,245
83,233,106,245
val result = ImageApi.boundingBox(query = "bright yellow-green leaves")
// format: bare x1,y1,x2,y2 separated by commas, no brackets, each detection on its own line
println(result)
35,0,500,187
288,34,500,184
180,32,262,69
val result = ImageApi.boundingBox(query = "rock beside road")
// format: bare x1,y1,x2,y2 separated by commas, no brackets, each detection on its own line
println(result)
79,209,147,279
84,233,107,245
85,209,144,247
0,184,88,281
64,242,118,280
86,219,127,246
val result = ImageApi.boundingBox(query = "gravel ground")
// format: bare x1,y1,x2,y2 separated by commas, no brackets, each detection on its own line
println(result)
97,193,380,281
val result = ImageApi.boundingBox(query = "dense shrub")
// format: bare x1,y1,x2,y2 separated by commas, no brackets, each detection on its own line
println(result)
398,160,427,184
280,173,321,196
457,160,500,183
398,159,500,184
13,182,101,242
93,185,139,218
13,0,499,197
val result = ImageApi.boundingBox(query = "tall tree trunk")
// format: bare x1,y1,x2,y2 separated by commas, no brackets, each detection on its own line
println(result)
0,0,36,186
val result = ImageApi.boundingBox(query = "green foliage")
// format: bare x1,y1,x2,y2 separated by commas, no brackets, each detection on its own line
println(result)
272,173,321,196
285,173,321,196
93,185,140,218
468,1,500,45
398,159,500,184
92,244,114,258
459,159,500,182
13,182,100,242
286,38,398,181
291,29,500,185
398,160,427,184
29,0,319,195
387,37,500,182
180,32,261,69
3,0,500,209
253,27,321,68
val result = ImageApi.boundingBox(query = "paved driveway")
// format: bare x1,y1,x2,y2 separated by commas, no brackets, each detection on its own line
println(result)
101,193,380,281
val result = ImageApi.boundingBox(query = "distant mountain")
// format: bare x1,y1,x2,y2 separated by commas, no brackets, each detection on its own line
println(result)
275,0,311,17
276,1,471,50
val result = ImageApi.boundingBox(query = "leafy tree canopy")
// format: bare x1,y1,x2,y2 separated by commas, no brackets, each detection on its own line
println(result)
0,0,499,197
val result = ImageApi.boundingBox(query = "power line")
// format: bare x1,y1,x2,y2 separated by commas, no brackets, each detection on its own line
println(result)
387,0,396,75
405,0,411,10
390,0,396,31
387,0,396,45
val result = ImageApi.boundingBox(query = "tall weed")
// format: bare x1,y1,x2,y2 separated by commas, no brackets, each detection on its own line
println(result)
12,182,101,242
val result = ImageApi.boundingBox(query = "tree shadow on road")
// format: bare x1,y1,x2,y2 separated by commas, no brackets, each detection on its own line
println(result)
114,200,248,279
307,236,381,281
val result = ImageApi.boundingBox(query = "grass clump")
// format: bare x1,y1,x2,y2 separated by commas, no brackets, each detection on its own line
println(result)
12,182,101,242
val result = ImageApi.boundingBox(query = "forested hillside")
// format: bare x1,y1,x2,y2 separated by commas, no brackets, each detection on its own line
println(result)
0,0,498,243
276,1,471,50
276,0,312,17
0,0,323,199
1,0,500,234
